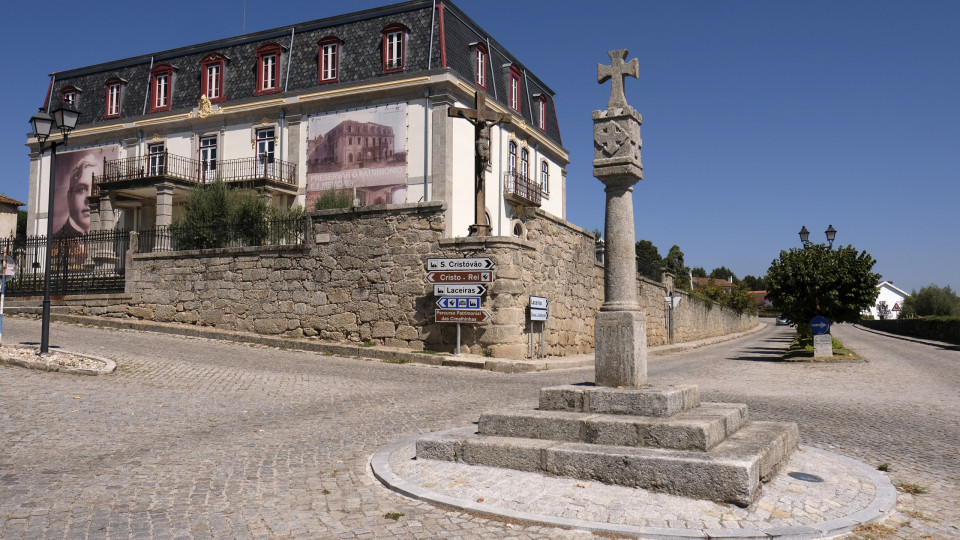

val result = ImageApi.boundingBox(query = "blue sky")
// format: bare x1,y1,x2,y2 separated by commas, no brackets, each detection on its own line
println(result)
1,0,957,294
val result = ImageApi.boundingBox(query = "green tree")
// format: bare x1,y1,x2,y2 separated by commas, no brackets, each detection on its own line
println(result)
901,284,960,317
172,181,268,249
709,266,737,282
741,274,768,291
16,210,27,238
634,239,661,267
691,266,707,278
766,243,880,340
663,245,690,290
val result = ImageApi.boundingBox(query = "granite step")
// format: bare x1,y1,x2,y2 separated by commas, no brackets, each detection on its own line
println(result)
539,384,700,417
416,420,798,506
478,402,748,451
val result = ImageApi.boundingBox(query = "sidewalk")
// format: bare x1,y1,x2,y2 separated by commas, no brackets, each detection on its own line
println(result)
7,307,767,373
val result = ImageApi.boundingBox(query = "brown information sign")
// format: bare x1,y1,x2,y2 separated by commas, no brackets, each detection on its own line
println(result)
435,309,491,324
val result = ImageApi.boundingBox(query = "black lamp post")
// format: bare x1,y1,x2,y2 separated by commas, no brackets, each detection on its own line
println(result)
798,225,837,247
29,103,80,355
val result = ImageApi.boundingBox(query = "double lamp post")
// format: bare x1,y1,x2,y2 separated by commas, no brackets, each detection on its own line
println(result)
29,103,81,355
799,224,837,248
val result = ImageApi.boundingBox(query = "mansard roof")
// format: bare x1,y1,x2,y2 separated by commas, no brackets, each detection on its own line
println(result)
42,0,561,147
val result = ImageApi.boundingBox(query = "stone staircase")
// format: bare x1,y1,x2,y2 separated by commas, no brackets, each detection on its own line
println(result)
416,384,798,506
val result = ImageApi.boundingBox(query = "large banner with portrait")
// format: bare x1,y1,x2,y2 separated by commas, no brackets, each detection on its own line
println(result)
306,104,408,208
53,146,119,237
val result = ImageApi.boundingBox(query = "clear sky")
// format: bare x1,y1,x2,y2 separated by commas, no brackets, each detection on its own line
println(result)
1,0,957,294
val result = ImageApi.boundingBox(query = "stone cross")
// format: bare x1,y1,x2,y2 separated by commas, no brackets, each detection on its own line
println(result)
593,49,647,388
598,49,639,110
448,91,512,236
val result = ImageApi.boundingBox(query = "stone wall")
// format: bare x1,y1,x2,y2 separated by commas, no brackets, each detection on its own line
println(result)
66,202,756,359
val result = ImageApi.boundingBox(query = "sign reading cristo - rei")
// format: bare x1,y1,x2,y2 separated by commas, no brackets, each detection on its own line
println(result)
426,271,493,284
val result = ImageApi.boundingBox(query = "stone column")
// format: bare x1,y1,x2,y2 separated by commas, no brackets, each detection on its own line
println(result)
99,191,115,231
155,182,174,227
593,49,647,388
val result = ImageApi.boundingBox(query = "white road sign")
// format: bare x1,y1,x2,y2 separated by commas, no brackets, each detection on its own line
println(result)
530,296,548,309
434,284,486,296
427,258,495,271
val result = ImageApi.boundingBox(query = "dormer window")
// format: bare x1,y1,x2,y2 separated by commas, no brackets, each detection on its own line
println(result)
147,64,175,113
535,94,547,131
200,53,227,103
319,37,341,84
472,43,487,89
104,78,125,118
508,66,522,113
255,43,284,96
382,24,407,74
61,86,80,106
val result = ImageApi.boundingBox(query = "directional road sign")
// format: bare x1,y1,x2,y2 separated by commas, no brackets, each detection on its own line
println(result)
809,315,830,335
437,296,482,310
529,296,548,309
435,309,491,323
434,284,486,297
529,308,548,321
425,270,493,284
427,258,495,271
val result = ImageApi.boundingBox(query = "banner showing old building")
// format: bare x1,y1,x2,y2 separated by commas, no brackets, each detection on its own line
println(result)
306,104,408,208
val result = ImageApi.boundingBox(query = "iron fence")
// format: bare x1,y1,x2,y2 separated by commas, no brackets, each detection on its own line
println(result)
0,229,130,297
137,216,305,253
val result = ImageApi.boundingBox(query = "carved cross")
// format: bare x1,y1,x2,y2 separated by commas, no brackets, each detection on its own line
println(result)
598,49,639,110
448,91,512,236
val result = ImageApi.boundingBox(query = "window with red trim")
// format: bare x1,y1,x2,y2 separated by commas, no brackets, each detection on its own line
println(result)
147,64,175,113
200,53,226,103
104,78,123,118
508,66,522,113
520,148,529,179
255,43,283,96
318,37,341,84
508,141,517,175
473,44,487,89
61,86,79,106
536,95,547,131
382,24,406,73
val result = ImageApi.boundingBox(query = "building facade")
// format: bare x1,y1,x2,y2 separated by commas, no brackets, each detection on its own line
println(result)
863,281,909,319
25,0,568,240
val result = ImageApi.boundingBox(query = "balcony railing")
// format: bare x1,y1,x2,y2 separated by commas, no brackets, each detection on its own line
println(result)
503,171,543,207
95,152,297,194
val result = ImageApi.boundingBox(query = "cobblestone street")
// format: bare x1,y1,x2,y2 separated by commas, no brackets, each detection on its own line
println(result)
1,318,957,539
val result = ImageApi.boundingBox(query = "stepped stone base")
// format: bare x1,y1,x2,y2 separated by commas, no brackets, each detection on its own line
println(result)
415,384,798,506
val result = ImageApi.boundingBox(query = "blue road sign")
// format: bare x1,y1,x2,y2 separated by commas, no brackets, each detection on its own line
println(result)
437,296,482,310
809,315,830,335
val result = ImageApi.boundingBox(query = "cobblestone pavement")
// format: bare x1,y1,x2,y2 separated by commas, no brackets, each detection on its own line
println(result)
1,318,957,539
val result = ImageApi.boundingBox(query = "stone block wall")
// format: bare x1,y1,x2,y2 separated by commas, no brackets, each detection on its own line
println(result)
64,202,756,359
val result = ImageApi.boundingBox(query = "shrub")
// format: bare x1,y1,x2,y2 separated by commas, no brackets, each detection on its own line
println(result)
314,188,356,211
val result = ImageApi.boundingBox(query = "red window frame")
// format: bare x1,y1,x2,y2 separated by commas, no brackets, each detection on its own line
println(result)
104,78,123,118
255,43,283,96
147,64,175,113
508,66,522,113
473,44,487,89
508,141,517,175
200,53,226,103
537,95,547,131
520,147,529,179
61,85,79,106
318,37,341,84
382,24,407,74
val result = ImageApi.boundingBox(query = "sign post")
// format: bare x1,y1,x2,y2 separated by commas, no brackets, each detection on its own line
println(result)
810,315,832,357
528,296,548,359
427,257,494,355
0,247,13,345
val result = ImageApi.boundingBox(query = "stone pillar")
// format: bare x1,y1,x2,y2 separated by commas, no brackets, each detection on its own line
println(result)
430,93,456,237
155,182,174,227
593,49,647,388
99,191,115,231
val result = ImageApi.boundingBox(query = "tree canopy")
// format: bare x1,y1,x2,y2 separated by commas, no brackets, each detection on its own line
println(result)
766,243,880,334
902,284,960,317
663,245,690,289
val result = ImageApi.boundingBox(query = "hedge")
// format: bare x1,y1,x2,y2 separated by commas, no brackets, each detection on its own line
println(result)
860,317,960,345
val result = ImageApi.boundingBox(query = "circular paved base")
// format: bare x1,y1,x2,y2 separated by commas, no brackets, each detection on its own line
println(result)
372,427,896,540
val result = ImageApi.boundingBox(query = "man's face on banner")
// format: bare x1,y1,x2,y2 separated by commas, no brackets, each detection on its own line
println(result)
68,160,94,231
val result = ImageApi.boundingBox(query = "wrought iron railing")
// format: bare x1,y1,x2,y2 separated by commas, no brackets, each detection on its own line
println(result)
95,153,297,194
137,216,305,253
0,229,130,297
503,171,543,206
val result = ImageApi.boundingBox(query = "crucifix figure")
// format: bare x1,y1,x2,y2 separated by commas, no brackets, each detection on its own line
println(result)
448,90,512,236
597,49,639,110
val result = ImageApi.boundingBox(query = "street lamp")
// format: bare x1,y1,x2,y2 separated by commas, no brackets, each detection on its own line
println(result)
798,225,837,247
29,103,80,354
825,224,837,248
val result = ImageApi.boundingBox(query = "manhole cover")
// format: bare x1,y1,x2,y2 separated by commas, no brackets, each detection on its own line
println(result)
788,472,825,483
